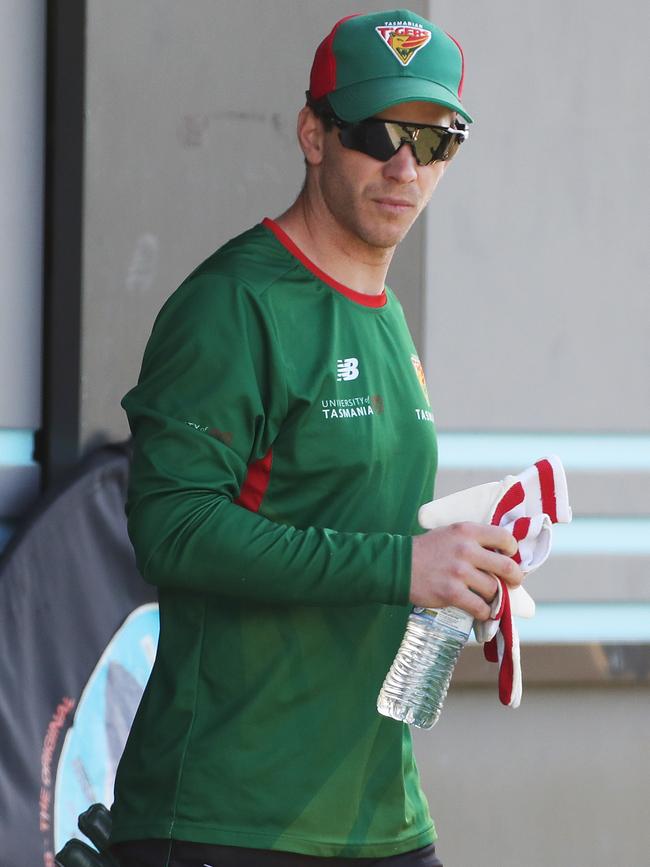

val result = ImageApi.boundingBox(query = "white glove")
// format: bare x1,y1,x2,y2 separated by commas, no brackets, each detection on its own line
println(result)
418,481,545,625
418,456,572,708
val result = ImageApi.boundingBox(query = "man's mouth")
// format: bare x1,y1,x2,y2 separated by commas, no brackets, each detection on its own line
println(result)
373,197,416,213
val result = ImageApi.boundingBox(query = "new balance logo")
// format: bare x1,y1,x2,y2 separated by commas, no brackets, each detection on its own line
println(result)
337,357,360,381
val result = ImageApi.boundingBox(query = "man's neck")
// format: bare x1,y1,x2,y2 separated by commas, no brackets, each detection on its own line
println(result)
274,194,395,297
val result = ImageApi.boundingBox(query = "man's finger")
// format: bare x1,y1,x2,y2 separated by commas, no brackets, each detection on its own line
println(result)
455,585,493,621
475,547,524,587
473,523,519,557
466,568,500,604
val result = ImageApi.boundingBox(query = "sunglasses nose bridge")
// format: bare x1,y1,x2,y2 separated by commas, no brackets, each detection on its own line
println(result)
387,139,422,170
393,128,421,165
395,134,426,167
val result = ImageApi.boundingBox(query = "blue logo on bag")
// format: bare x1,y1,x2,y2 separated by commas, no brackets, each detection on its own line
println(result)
53,604,159,850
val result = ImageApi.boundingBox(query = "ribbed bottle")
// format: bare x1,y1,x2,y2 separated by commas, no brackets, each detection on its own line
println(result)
377,606,473,729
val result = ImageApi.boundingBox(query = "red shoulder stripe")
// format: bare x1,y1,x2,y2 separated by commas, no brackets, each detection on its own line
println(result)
235,446,273,513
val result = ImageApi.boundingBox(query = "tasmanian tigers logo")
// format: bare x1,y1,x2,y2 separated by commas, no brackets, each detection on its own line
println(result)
375,24,432,66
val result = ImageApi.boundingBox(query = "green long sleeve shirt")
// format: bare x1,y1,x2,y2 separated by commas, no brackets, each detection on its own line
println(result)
110,219,438,858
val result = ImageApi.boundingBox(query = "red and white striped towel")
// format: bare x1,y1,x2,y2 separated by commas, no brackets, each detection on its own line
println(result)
418,455,572,708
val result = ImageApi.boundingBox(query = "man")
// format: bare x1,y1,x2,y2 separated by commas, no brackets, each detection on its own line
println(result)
109,10,523,867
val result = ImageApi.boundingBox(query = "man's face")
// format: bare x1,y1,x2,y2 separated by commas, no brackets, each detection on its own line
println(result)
316,101,456,251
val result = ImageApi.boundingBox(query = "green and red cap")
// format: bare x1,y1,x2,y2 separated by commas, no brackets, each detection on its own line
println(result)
308,9,472,123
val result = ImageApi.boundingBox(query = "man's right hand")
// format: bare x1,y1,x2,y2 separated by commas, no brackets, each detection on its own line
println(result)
410,523,524,620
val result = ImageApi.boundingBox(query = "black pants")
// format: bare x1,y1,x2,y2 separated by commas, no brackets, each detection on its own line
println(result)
111,839,443,867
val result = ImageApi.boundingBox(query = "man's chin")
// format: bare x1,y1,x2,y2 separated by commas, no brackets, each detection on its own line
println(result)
361,222,414,250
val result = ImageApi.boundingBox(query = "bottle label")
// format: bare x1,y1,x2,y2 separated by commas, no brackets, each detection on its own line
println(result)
413,605,474,640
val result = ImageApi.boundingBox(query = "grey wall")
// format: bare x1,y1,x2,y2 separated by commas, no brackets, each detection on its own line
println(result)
423,1,649,433
0,0,44,431
0,1,44,533
414,686,650,867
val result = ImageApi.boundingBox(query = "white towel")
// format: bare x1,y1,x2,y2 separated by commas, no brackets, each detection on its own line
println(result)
418,456,572,708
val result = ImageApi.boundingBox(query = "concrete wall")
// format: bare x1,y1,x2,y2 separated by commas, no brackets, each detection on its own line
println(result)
414,686,650,866
423,0,649,433
0,1,44,543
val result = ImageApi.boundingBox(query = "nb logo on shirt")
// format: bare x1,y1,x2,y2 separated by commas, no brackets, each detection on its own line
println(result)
337,357,360,381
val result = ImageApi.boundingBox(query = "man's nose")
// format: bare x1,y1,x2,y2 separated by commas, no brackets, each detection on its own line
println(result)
382,142,418,183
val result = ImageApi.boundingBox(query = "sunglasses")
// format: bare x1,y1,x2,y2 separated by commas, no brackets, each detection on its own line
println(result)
328,115,468,166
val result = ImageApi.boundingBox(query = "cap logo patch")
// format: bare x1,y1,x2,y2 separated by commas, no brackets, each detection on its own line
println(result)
375,23,432,66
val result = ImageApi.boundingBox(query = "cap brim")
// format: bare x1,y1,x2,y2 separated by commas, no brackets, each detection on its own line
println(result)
328,77,473,124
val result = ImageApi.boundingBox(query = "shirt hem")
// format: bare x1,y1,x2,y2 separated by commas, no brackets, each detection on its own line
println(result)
110,819,436,859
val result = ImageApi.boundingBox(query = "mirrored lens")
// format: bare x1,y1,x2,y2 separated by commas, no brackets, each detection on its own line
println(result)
393,124,447,165
435,131,463,162
383,122,413,154
338,119,464,165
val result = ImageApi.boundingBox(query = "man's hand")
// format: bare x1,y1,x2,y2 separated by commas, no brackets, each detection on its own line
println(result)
410,523,524,620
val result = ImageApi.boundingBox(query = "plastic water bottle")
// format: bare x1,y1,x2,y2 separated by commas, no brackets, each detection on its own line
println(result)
377,606,474,729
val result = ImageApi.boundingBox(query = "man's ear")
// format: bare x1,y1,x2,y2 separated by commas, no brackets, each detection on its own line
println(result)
297,106,326,166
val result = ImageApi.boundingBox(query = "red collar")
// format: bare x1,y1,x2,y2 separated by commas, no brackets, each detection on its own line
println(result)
262,218,387,308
